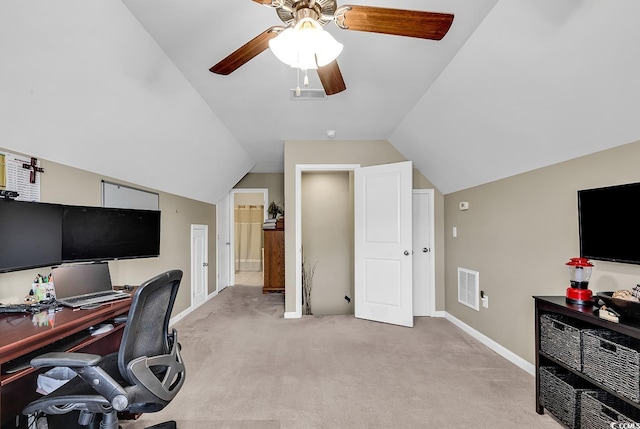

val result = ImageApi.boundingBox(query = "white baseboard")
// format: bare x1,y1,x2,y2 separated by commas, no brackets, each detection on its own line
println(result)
284,311,300,319
169,307,190,326
169,289,218,326
444,312,535,376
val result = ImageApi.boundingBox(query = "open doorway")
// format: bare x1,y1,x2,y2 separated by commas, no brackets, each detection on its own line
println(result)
301,171,354,315
294,164,359,317
229,189,268,287
293,163,434,326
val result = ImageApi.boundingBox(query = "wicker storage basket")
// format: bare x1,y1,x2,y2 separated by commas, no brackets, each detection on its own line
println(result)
540,314,586,370
581,391,640,428
540,366,598,429
582,329,640,402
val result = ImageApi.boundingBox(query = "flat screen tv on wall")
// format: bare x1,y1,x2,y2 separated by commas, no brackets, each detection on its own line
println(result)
0,200,63,273
62,205,161,262
578,181,640,265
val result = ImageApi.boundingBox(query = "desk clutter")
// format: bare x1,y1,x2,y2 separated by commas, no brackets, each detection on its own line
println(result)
0,263,132,318
0,301,58,315
0,271,57,315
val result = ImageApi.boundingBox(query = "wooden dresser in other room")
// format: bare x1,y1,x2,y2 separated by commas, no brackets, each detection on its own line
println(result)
263,217,284,293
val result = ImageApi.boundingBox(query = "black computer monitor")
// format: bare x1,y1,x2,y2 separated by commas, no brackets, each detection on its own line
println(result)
0,200,63,273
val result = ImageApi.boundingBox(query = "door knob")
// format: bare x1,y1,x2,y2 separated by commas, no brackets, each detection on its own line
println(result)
422,248,430,253
203,262,209,267
404,250,410,256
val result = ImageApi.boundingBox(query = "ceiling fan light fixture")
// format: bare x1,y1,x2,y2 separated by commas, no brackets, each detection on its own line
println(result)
313,26,343,67
268,17,343,70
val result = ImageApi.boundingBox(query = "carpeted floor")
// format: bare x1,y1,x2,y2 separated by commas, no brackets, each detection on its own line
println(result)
122,285,561,429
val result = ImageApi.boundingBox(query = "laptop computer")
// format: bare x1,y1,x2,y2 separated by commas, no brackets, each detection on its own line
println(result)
52,262,131,308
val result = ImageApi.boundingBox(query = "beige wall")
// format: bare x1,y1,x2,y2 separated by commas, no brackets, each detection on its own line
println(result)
234,173,284,212
0,148,217,315
284,140,444,314
302,172,353,315
234,193,264,206
444,139,640,364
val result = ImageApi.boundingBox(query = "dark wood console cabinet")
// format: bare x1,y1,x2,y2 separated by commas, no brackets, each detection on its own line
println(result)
534,296,640,425
263,220,284,294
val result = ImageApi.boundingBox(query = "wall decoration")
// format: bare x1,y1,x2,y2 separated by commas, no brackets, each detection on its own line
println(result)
0,153,6,190
2,152,41,201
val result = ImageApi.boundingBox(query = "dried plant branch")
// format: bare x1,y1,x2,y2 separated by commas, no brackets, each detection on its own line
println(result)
302,250,318,316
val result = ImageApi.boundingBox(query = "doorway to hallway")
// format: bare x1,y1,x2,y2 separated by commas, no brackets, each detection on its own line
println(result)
229,189,268,288
234,271,264,287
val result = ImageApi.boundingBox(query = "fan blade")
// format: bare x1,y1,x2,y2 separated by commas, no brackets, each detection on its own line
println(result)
339,5,453,40
317,60,346,96
210,26,283,75
252,0,274,4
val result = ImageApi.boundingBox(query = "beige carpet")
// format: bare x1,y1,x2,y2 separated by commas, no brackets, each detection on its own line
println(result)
122,285,561,429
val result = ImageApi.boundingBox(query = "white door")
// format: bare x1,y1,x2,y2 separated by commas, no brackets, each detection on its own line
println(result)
412,190,434,317
217,194,230,292
191,224,208,306
354,161,413,327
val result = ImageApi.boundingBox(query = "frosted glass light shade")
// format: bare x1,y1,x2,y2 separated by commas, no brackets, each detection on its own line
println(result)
269,18,343,70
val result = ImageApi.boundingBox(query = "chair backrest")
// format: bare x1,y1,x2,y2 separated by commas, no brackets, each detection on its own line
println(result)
117,270,182,385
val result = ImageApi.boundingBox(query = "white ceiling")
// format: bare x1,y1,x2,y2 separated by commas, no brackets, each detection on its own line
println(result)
2,1,639,202
120,0,499,175
120,0,640,193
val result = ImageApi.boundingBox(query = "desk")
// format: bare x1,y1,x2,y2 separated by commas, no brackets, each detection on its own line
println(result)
0,299,131,428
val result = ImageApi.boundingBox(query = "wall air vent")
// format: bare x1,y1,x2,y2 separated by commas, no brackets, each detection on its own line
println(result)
458,267,479,311
290,89,327,101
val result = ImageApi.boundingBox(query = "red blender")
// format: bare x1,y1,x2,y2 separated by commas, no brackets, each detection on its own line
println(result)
565,257,594,305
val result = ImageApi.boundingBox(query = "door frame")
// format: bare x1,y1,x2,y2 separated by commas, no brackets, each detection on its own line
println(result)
294,164,360,318
412,189,436,316
228,188,268,286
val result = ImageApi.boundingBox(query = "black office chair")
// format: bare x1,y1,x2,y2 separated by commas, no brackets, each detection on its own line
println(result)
23,270,186,429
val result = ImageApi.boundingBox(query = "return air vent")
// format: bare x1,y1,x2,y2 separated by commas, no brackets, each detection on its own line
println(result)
290,88,327,101
458,267,479,311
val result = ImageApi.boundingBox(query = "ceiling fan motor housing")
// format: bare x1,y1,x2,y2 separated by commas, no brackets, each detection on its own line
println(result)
276,0,337,27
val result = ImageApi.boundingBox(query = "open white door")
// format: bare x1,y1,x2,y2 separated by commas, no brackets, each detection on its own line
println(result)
354,161,413,327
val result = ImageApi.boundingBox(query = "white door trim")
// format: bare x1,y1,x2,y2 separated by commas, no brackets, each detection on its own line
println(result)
292,164,360,318
228,188,268,286
413,189,436,316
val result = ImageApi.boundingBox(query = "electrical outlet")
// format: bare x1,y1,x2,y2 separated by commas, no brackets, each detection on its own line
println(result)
482,295,489,309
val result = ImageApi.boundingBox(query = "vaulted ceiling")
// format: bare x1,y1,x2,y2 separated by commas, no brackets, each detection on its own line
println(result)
1,1,639,203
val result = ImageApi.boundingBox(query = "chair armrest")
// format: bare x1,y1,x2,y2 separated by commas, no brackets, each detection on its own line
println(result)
75,366,130,411
127,329,185,402
30,352,130,410
31,352,102,368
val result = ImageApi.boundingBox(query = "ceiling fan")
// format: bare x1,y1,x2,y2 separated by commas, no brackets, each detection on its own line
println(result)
209,0,454,96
